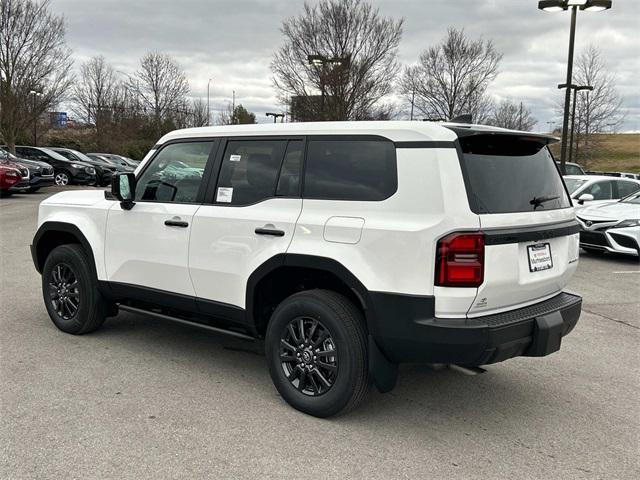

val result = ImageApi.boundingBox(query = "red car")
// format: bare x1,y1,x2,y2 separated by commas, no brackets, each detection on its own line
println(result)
0,165,23,196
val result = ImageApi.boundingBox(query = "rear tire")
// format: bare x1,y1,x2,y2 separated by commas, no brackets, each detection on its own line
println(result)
42,244,109,334
265,289,369,417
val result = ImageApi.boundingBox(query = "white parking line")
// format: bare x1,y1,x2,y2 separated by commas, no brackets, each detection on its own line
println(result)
613,271,640,274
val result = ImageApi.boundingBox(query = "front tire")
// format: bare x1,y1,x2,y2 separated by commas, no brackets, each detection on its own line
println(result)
42,244,109,334
265,289,369,417
54,171,70,186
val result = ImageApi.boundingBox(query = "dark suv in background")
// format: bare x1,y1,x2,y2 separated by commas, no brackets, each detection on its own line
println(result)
0,148,55,192
14,146,96,186
48,147,115,187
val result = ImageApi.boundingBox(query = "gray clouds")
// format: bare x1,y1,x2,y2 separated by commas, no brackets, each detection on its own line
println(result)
51,0,639,130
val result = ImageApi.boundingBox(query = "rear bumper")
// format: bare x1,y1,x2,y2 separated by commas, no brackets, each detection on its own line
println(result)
370,292,581,366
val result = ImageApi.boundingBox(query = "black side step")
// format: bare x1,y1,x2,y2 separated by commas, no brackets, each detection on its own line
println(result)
118,304,255,342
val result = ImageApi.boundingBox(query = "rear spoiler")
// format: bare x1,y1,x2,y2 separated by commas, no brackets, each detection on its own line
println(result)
444,125,559,145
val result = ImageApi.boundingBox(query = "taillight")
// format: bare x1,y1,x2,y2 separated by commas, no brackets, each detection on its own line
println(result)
435,232,484,287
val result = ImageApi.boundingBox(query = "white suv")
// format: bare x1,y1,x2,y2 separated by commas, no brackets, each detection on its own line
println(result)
31,121,582,417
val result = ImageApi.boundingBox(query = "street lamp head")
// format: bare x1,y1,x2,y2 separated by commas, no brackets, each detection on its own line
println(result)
307,54,326,66
538,0,567,12
582,0,612,11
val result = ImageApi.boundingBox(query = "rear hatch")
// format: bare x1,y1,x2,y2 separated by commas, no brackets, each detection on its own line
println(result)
451,128,580,317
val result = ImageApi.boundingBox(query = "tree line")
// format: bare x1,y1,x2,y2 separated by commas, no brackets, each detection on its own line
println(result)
0,0,624,160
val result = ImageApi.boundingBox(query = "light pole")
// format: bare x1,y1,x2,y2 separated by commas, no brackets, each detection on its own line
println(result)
29,90,43,146
307,54,350,121
558,83,593,163
266,112,285,123
207,78,213,126
538,0,612,174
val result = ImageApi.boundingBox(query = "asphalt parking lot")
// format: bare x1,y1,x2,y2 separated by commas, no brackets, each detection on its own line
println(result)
1,187,639,480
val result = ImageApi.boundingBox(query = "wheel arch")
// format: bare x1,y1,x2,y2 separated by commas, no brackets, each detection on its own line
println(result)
247,253,375,336
31,222,97,280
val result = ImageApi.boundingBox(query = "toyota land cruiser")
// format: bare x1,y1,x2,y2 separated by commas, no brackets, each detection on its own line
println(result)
31,121,582,417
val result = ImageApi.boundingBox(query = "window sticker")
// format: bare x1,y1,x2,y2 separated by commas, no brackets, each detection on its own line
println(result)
216,187,233,203
229,154,242,162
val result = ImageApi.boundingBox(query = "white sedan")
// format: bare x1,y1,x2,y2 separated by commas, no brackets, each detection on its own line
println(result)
576,191,640,257
564,175,640,208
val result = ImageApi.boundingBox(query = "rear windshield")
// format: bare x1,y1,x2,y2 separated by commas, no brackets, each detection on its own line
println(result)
458,134,571,214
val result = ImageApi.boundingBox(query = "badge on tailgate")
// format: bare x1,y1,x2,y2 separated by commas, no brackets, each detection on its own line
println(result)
527,243,553,272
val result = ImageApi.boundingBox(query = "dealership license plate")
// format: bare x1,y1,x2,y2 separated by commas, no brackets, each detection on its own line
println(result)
527,243,553,272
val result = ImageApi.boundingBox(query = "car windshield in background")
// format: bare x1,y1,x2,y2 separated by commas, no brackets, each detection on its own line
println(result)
457,134,571,214
565,164,584,176
67,149,98,164
564,178,588,194
39,148,73,162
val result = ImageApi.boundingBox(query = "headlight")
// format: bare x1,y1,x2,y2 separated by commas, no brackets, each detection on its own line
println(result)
70,163,85,169
617,219,640,228
86,167,96,174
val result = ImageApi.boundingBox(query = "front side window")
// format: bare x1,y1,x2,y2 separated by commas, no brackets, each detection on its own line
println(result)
303,138,397,201
582,181,613,200
215,140,287,205
135,141,213,203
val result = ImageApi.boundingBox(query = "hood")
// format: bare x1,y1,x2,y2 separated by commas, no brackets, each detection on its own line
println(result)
41,189,107,206
577,201,640,221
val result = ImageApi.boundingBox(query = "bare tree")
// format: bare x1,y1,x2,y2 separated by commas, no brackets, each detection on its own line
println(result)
271,0,403,121
72,55,120,132
489,100,537,131
187,98,209,128
401,28,502,122
0,0,73,151
571,45,624,167
129,51,190,136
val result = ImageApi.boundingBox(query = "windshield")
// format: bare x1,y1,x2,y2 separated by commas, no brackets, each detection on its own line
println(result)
564,178,588,195
40,148,74,162
621,191,640,205
67,149,97,164
457,135,571,213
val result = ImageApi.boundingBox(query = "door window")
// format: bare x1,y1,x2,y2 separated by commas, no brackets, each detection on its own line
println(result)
582,181,613,200
135,142,213,203
215,140,287,205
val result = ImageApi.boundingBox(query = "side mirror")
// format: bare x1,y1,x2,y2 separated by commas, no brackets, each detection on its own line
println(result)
577,193,594,205
111,172,136,210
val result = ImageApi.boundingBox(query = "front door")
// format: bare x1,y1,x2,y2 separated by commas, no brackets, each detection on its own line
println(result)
104,140,216,298
189,138,304,310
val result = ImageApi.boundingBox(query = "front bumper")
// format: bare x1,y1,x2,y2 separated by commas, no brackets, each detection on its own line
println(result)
370,292,581,366
69,170,96,185
580,228,639,256
10,175,55,190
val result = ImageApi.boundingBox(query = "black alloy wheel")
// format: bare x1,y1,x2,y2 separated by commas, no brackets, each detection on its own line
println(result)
279,317,338,396
48,263,80,320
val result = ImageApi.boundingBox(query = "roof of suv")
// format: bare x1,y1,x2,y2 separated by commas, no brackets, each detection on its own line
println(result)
158,121,557,146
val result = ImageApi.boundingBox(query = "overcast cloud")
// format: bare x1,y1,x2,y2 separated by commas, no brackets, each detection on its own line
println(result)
51,0,640,131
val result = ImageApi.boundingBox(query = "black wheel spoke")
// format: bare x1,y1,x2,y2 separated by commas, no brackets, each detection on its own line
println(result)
279,317,338,397
48,262,79,320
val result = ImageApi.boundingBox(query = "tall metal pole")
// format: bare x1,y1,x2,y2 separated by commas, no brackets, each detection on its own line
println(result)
32,93,38,146
232,90,236,124
585,90,590,170
568,87,578,163
207,78,212,126
559,5,578,175
410,89,415,121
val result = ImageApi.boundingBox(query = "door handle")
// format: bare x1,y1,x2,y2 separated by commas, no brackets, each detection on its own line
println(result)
164,218,189,228
255,227,285,237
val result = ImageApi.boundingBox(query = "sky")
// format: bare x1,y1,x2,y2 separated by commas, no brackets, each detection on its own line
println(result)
50,0,640,131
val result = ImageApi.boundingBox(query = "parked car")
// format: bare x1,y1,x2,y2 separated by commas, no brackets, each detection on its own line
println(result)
14,146,96,186
586,170,640,180
576,190,640,257
88,153,139,169
0,164,26,196
556,161,585,176
31,121,582,417
564,175,640,208
0,147,55,192
48,147,115,187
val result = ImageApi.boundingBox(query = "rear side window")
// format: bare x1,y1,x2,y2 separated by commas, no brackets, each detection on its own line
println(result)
303,138,397,201
216,140,287,205
458,135,571,213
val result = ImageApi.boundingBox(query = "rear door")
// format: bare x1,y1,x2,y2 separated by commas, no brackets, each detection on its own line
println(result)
456,133,580,317
188,137,303,314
